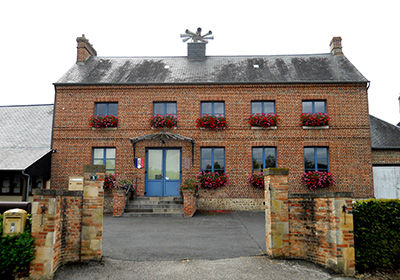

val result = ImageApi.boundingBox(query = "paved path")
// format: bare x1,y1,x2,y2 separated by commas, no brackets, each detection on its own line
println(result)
54,211,354,280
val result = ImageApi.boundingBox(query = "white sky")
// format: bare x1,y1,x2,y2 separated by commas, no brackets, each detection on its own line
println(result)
1,0,399,125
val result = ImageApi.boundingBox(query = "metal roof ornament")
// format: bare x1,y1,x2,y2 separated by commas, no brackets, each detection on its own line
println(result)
180,27,213,44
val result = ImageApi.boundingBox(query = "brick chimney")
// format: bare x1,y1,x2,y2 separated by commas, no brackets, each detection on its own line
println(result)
188,42,206,60
76,34,97,63
330,37,343,55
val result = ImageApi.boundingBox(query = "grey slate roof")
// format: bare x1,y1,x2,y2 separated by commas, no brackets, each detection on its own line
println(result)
370,115,400,149
0,104,53,170
56,53,368,85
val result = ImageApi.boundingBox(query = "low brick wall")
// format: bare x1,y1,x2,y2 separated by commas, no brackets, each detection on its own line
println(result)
182,189,197,217
264,168,355,276
103,189,113,214
197,198,264,211
113,190,126,217
30,165,104,279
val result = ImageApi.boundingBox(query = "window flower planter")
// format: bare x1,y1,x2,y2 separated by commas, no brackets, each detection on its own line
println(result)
300,171,336,190
150,114,178,129
301,113,330,127
197,171,229,189
248,113,279,128
248,172,265,189
89,115,118,128
196,114,227,130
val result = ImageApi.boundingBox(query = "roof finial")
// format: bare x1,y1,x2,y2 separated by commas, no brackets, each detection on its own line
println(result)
180,27,214,44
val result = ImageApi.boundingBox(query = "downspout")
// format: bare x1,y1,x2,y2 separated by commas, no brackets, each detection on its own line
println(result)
22,170,31,202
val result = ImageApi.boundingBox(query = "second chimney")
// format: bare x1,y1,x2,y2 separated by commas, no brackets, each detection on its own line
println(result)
330,37,343,56
188,42,206,60
76,34,97,63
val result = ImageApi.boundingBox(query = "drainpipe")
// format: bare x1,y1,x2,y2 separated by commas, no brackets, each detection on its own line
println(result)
22,170,31,202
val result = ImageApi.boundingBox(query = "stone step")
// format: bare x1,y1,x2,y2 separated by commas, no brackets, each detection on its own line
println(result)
123,212,183,217
125,196,183,217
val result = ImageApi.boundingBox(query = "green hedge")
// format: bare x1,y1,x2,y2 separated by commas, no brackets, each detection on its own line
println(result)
0,214,35,279
353,199,400,272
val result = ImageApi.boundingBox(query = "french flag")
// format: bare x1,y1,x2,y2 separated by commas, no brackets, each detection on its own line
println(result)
135,158,144,169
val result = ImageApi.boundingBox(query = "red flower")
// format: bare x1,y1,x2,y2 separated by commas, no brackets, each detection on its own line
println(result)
196,114,227,130
89,115,118,128
248,113,279,128
301,113,330,126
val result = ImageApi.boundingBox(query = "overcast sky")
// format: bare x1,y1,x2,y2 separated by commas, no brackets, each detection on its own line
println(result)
1,0,399,125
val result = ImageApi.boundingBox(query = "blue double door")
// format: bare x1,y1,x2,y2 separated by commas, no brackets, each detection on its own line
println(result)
145,148,181,196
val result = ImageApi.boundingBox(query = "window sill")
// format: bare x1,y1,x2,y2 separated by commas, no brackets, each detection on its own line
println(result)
199,127,226,130
91,127,118,131
302,126,329,130
251,126,277,130
151,127,177,130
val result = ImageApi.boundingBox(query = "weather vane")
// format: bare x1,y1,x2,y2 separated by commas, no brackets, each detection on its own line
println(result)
180,27,214,44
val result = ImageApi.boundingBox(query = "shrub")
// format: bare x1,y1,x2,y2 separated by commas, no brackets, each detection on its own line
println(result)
89,115,118,128
196,114,227,130
301,112,330,126
150,114,178,128
197,171,229,189
248,172,265,189
248,113,279,128
0,215,35,279
353,199,400,272
300,171,335,190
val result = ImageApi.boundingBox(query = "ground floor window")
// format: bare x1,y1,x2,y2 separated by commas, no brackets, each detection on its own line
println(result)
304,147,328,172
93,148,116,173
0,174,23,195
200,147,225,172
252,147,277,172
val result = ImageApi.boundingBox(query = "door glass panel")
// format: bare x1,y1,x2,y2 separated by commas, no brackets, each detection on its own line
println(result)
93,148,103,159
148,150,162,180
165,150,180,180
106,148,116,159
93,159,103,166
105,160,115,171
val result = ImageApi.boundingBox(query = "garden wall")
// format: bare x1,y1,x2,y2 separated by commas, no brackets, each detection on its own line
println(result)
30,165,104,279
264,168,355,275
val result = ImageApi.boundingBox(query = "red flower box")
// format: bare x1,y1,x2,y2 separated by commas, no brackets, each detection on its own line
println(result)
300,171,336,190
301,113,330,126
196,114,227,130
197,171,229,189
150,114,178,129
89,115,118,128
248,113,279,128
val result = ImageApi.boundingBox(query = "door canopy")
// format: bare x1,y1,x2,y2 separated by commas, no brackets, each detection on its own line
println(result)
130,132,195,166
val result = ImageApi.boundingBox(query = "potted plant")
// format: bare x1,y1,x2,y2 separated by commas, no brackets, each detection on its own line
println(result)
248,172,265,189
197,171,229,189
248,113,279,128
150,114,178,129
196,114,227,130
104,173,117,190
301,112,330,127
89,115,118,128
300,171,336,190
179,179,199,196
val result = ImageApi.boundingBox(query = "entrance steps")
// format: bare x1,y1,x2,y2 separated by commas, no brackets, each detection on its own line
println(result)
124,196,183,217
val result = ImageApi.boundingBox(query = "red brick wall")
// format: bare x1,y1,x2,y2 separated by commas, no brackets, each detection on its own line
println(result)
51,83,373,201
372,149,400,165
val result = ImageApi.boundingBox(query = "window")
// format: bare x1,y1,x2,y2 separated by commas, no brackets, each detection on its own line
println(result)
302,101,326,114
251,101,275,114
201,148,225,172
201,102,225,117
93,148,116,174
95,102,118,117
304,147,328,172
153,102,177,116
252,147,277,172
0,174,22,195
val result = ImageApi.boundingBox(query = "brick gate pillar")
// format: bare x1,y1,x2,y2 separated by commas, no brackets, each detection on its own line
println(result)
264,168,290,258
81,165,105,261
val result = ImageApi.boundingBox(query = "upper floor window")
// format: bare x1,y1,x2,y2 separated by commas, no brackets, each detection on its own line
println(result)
95,102,118,117
153,102,177,116
302,101,326,114
252,147,277,172
201,102,225,117
201,147,225,173
93,148,116,174
304,147,328,172
251,101,275,114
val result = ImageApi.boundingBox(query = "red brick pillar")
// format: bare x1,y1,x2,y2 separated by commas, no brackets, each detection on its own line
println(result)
81,165,104,261
113,189,126,217
182,189,197,217
264,168,290,258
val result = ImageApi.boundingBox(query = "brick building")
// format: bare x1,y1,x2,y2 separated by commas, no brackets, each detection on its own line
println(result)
51,34,374,210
